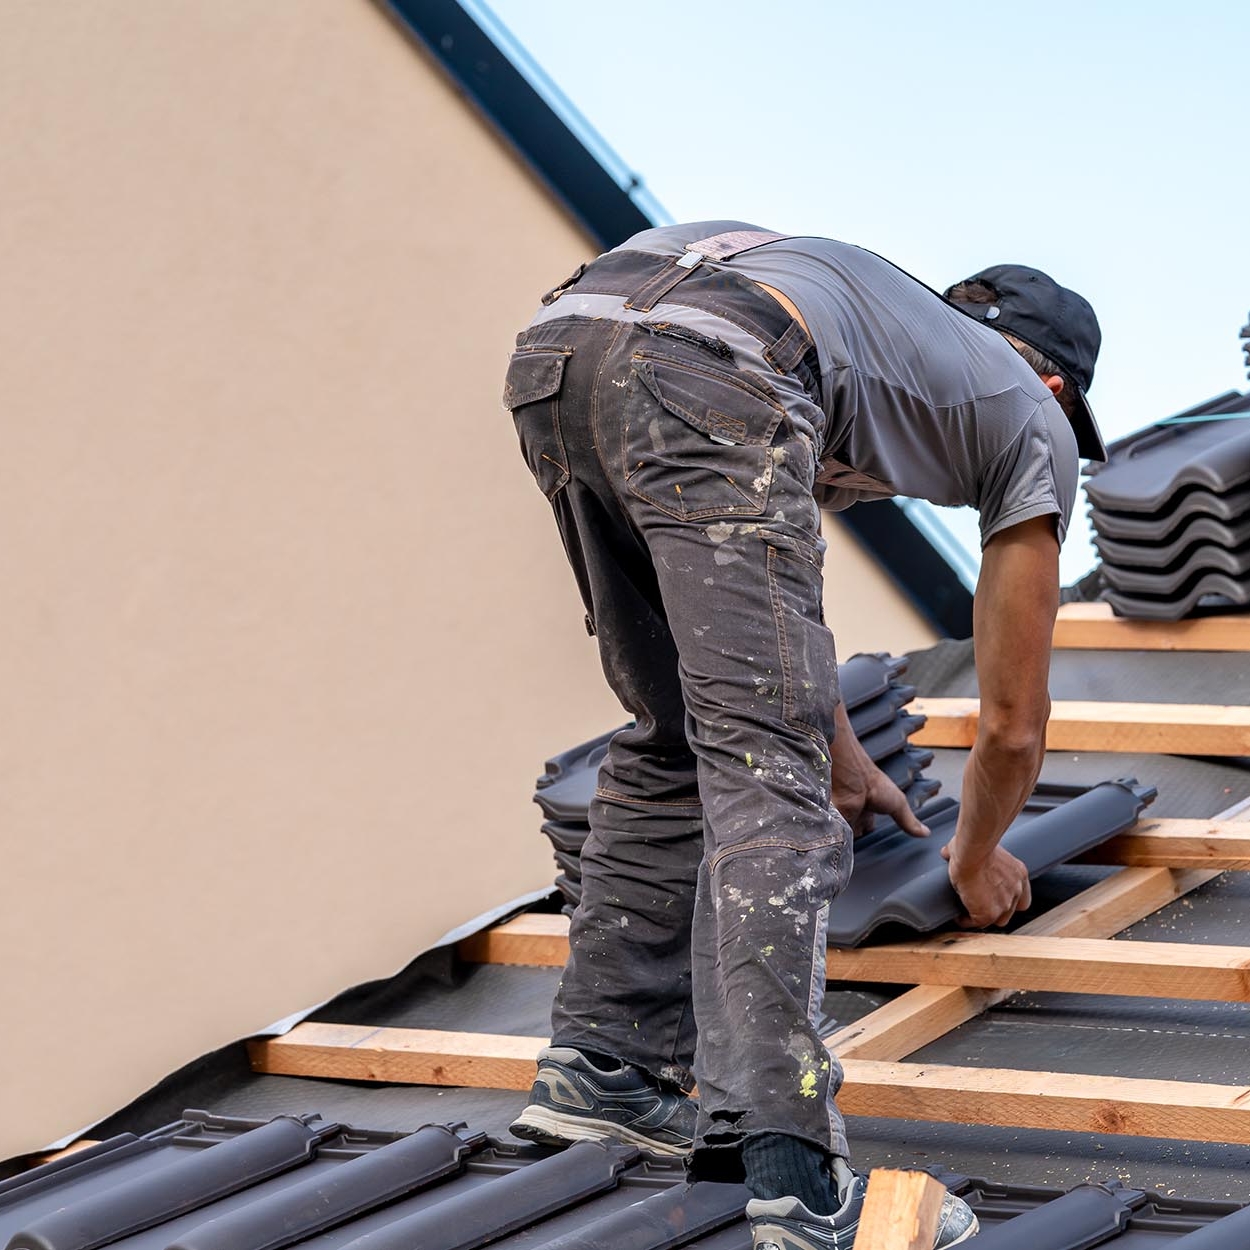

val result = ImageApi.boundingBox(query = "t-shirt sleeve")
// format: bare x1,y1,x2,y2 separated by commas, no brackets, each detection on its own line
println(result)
977,397,1079,547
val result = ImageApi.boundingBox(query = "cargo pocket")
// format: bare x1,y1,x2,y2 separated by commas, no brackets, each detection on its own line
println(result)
623,352,786,521
503,346,572,499
763,531,839,743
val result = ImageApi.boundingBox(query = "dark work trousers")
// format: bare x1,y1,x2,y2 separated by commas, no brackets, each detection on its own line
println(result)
502,251,854,1165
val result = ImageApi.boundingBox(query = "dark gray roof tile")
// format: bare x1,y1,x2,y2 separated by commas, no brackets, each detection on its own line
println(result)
1104,575,1250,622
827,780,1155,946
1100,538,1250,595
1085,394,1250,513
1094,514,1250,569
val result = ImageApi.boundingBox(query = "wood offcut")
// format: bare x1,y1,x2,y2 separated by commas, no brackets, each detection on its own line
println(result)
856,1170,949,1250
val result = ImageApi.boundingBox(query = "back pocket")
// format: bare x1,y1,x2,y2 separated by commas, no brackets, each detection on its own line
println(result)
624,353,786,521
503,347,572,499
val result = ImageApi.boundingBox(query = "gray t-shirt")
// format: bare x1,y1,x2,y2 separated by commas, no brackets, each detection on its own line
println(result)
617,221,1079,545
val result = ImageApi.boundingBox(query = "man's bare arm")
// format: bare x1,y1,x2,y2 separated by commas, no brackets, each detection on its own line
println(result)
943,514,1059,927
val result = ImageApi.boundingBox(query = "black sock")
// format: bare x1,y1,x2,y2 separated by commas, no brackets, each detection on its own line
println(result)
742,1134,840,1215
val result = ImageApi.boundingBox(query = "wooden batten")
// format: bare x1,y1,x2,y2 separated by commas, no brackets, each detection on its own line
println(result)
910,698,1250,756
837,1060,1250,1146
250,1022,1250,1146
826,932,1250,1001
250,1023,542,1090
1086,818,1250,870
1053,603,1250,652
458,913,569,966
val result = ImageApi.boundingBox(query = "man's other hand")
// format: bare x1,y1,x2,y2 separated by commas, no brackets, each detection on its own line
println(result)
833,763,930,839
941,841,1031,928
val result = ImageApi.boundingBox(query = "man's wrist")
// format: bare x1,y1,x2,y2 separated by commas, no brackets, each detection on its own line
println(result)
946,834,998,874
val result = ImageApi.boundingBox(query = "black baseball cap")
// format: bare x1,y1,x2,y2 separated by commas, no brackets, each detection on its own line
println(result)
944,264,1106,462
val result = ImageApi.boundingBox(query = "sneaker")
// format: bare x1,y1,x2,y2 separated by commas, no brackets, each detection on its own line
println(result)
509,1045,696,1156
747,1169,978,1249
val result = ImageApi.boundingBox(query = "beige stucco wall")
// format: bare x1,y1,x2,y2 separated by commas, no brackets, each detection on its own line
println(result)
0,0,625,1157
0,0,936,1158
822,514,940,658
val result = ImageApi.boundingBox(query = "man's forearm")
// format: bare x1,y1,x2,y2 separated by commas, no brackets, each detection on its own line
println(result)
945,515,1059,918
951,721,1047,868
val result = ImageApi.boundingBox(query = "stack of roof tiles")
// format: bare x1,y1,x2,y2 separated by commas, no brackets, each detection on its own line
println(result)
1084,389,1250,621
534,652,937,915
532,654,1157,944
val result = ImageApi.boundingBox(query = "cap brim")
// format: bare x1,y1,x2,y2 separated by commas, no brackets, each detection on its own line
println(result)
1071,386,1107,463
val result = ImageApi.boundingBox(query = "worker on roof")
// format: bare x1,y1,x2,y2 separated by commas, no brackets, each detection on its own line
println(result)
501,222,1102,1250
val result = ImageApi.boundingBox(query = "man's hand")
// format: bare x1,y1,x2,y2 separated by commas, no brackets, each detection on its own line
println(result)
941,841,1032,928
833,761,929,838
829,700,929,838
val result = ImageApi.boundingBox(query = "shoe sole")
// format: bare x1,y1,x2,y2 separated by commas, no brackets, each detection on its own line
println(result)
509,1104,691,1157
939,1214,979,1247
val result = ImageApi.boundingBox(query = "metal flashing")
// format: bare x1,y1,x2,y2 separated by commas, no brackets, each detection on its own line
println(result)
377,0,652,252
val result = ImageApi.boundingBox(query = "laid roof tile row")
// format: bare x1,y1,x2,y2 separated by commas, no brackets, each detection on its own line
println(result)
5,1112,1250,1250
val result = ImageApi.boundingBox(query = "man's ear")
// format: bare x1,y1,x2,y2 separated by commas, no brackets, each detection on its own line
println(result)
1042,374,1065,397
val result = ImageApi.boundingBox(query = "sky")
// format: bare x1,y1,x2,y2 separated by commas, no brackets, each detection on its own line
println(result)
478,0,1248,585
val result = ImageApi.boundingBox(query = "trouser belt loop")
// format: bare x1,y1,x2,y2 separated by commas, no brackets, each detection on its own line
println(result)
541,262,588,307
624,252,702,312
765,318,814,377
